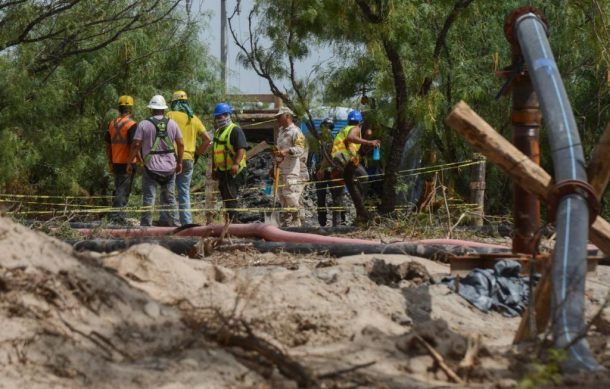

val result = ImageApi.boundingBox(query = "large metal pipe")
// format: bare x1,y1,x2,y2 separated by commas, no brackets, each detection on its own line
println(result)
510,65,542,254
511,8,602,371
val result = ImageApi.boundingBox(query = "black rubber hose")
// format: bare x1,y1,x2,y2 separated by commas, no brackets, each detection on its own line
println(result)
252,241,511,260
69,238,199,255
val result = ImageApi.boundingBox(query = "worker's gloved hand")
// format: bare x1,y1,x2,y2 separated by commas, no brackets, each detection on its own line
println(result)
230,163,239,177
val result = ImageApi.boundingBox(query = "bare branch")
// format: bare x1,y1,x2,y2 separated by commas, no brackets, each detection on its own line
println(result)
420,0,474,96
0,0,82,51
228,3,288,102
31,1,182,74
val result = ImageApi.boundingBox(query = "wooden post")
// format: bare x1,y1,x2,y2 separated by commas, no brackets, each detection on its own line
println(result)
513,260,552,343
445,101,610,256
469,153,486,226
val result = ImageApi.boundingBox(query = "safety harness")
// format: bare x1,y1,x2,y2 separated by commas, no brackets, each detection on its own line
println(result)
143,117,175,165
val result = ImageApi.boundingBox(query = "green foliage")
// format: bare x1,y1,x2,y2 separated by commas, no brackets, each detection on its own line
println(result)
253,0,610,216
0,1,221,198
518,348,566,389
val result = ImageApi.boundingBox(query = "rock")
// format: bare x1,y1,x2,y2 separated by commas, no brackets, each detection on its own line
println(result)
180,358,199,368
398,262,431,285
408,355,434,375
315,258,338,268
144,302,160,318
367,259,431,287
395,319,467,361
391,311,412,326
314,268,339,284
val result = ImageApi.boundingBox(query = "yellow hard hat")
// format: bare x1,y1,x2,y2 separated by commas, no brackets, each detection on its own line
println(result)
171,90,188,101
118,95,134,106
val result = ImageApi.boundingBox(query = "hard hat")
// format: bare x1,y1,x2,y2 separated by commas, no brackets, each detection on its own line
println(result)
274,106,295,117
147,95,168,110
213,102,232,117
321,117,334,130
171,90,188,101
118,95,134,106
347,110,363,123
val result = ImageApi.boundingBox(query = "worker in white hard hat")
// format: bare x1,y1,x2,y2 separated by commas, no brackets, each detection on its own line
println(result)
127,95,184,226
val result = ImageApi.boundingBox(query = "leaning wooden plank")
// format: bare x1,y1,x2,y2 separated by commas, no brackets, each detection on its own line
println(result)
587,120,610,198
513,262,552,343
246,140,271,160
445,101,553,198
445,100,610,257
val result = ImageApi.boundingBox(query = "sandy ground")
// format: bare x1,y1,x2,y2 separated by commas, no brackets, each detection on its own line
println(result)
1,216,610,388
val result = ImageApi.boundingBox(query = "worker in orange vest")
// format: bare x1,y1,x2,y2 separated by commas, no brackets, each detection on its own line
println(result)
105,95,138,224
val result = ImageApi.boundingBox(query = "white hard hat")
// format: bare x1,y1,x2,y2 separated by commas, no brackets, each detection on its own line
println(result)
147,95,168,110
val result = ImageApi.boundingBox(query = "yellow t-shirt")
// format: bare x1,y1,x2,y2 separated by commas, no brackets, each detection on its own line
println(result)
166,111,207,160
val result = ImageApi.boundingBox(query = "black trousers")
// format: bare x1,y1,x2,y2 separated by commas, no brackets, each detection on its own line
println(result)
217,170,245,222
315,170,345,226
344,163,370,221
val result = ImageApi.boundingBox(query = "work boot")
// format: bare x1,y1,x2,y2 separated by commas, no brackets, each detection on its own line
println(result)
332,212,344,227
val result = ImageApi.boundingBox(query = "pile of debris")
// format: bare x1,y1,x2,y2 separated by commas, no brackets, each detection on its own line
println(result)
240,152,326,224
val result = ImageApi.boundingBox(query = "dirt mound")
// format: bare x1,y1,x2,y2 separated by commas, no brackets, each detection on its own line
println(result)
0,218,263,388
4,216,610,387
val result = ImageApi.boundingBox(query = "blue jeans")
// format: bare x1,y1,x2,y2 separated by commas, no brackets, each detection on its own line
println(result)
175,159,194,225
140,168,179,227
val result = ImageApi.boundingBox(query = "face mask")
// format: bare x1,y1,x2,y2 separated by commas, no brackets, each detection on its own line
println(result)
215,116,231,128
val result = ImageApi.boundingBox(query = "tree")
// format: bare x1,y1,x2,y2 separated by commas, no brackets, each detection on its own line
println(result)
227,0,329,139
0,0,182,74
0,0,221,197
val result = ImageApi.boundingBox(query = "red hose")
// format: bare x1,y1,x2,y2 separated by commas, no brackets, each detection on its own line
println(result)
72,224,507,249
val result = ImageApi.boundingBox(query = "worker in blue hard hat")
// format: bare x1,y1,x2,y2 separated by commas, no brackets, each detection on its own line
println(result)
331,109,380,224
211,102,248,222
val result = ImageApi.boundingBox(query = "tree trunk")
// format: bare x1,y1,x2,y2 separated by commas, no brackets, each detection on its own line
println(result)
379,40,413,213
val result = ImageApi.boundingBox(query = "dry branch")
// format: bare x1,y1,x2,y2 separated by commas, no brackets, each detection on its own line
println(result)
414,335,464,384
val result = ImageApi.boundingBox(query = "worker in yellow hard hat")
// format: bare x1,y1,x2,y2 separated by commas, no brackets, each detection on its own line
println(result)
166,90,211,225
104,95,138,224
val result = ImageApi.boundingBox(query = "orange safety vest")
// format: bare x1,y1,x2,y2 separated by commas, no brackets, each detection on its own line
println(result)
108,115,136,164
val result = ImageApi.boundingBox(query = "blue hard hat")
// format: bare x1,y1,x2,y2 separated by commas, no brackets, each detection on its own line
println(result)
213,102,232,117
347,110,363,123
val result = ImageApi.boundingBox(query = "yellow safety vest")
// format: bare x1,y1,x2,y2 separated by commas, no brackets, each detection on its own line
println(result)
213,123,247,172
331,125,361,161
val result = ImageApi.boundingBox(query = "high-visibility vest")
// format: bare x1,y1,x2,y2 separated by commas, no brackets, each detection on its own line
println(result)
143,117,175,165
213,122,247,172
108,115,136,164
331,125,361,161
